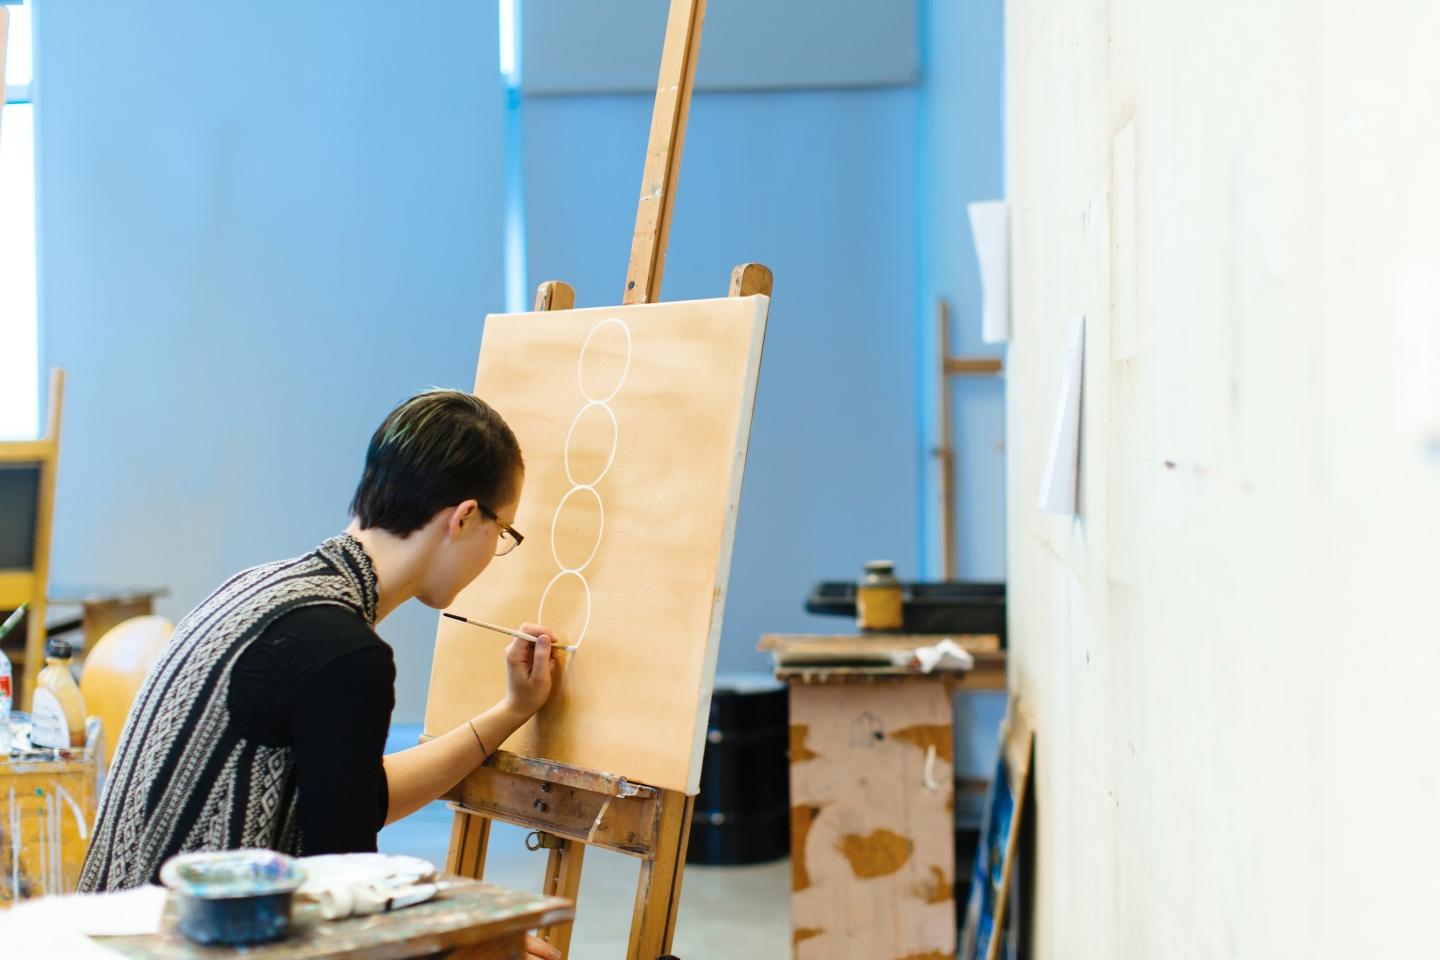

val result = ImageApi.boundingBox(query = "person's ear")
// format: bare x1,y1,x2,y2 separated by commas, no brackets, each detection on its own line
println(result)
447,500,479,538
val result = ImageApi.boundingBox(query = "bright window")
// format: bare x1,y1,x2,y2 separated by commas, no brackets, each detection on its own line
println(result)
1,2,38,439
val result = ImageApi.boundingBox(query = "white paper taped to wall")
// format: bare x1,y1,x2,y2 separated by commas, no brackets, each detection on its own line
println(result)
968,200,1010,343
1037,314,1086,515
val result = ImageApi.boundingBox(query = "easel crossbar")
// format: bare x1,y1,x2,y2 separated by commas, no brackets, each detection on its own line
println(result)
451,766,663,858
484,750,656,800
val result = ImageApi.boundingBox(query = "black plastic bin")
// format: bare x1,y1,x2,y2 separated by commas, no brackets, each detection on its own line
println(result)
686,677,789,866
805,580,1007,645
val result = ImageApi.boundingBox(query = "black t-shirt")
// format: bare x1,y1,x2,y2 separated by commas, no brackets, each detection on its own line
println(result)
226,603,395,855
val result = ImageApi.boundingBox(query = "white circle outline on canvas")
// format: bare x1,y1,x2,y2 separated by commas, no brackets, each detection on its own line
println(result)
537,570,593,648
577,317,633,403
563,400,620,487
549,484,605,574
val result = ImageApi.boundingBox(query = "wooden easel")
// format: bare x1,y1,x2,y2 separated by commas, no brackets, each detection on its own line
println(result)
442,2,773,957
934,298,1003,579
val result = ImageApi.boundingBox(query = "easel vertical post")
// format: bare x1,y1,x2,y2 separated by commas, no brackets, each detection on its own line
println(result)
623,0,707,306
728,262,773,298
530,276,583,958
937,299,959,580
533,280,576,313
445,802,491,879
446,278,586,952
537,837,585,953
629,790,696,959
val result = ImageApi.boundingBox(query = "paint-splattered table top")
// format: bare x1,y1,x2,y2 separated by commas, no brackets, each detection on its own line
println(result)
96,879,573,960
759,633,1006,689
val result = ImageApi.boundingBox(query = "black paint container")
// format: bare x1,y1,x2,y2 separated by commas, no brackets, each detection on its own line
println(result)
159,849,306,946
687,677,790,865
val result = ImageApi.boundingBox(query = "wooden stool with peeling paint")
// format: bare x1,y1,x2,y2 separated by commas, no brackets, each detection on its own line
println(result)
760,632,1005,960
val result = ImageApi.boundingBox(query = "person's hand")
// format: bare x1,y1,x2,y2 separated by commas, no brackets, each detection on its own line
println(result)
526,933,561,960
502,622,562,718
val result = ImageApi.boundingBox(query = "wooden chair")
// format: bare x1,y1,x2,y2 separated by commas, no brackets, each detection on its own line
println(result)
0,369,65,709
78,615,172,768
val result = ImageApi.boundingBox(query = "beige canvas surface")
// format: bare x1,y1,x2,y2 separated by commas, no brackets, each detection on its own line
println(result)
424,296,769,794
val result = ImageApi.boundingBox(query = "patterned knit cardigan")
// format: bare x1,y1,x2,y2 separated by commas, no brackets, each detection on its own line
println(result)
78,534,380,891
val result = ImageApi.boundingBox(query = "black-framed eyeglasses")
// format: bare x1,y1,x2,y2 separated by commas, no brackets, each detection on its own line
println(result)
478,504,524,556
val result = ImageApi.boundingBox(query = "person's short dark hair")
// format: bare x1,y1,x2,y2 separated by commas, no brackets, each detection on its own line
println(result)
350,390,524,537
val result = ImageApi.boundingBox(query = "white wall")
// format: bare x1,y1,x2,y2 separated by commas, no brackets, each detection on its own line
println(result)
1006,1,1440,955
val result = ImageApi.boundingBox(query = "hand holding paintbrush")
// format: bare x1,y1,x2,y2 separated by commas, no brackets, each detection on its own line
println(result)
442,613,571,720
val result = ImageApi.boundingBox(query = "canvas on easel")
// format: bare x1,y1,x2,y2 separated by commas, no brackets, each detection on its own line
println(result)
424,295,769,795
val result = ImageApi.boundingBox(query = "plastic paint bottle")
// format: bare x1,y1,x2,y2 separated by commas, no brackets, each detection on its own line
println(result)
0,644,12,754
31,638,87,750
0,604,22,754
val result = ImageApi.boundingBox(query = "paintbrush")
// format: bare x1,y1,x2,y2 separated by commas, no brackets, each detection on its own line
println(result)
442,612,576,652
0,603,26,645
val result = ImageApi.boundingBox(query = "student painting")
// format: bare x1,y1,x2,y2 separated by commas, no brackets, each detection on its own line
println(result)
79,390,565,960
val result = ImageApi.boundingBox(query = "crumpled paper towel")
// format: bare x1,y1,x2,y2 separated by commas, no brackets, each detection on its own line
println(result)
297,853,440,920
909,638,976,674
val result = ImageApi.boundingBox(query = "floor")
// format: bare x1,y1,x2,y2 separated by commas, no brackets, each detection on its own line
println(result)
378,725,792,959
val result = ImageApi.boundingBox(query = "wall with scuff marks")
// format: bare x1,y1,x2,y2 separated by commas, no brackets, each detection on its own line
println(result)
1005,2,1440,956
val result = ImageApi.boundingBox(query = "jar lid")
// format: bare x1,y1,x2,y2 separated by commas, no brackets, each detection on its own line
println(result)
863,560,896,574
44,638,73,660
160,849,306,899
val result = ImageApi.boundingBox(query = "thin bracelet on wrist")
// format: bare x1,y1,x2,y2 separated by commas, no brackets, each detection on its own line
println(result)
467,719,488,759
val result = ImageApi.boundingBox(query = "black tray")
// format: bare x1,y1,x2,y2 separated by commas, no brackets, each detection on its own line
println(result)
805,580,1006,646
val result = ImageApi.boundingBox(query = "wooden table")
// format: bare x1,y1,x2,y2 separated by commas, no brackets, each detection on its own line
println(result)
759,632,1005,689
759,633,1005,960
0,751,100,904
98,879,573,960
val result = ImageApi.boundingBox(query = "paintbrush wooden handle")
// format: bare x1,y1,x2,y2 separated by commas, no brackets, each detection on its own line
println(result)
442,612,575,651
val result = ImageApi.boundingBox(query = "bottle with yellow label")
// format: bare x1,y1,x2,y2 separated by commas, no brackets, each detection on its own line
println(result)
31,638,87,750
856,560,904,632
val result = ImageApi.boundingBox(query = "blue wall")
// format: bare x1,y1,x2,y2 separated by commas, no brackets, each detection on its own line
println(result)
35,1,507,720
32,0,1006,722
917,0,1008,581
917,0,1010,773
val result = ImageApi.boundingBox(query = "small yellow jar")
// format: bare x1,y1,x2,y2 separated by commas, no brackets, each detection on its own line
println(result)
856,560,904,632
